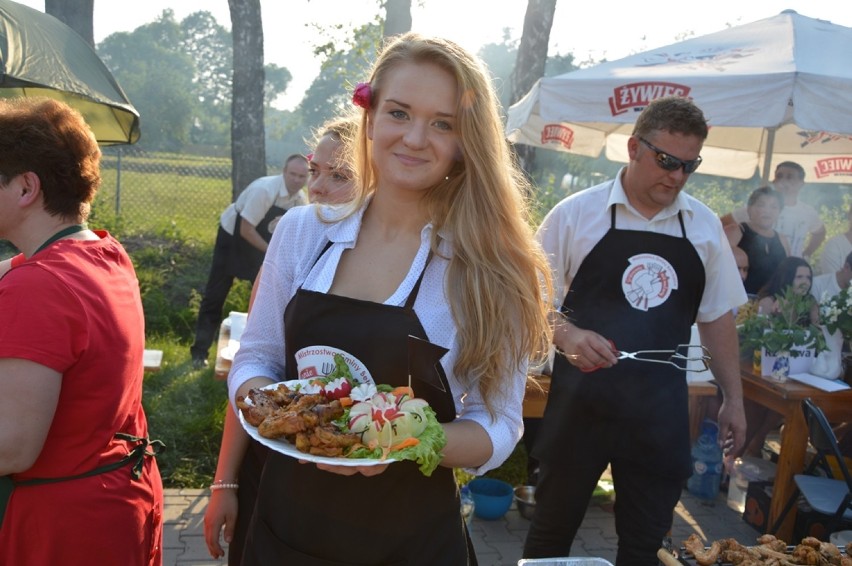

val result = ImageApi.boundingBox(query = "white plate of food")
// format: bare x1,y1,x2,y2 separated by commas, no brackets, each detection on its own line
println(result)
237,379,398,467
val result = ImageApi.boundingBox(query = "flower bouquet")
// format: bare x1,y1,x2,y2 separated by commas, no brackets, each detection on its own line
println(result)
815,286,852,379
738,286,826,379
819,286,852,340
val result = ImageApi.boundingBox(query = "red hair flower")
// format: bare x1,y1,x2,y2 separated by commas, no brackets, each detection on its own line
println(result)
352,82,372,109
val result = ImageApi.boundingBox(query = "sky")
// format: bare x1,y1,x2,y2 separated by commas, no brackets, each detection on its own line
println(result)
14,0,852,111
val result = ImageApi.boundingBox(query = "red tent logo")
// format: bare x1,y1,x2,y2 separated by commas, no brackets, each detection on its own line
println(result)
814,157,852,179
609,82,691,116
541,124,575,149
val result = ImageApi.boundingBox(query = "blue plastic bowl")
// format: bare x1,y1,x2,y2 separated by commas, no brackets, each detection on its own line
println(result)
467,478,514,520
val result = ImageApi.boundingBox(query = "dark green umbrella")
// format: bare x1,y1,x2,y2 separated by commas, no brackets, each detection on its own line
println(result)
0,0,139,145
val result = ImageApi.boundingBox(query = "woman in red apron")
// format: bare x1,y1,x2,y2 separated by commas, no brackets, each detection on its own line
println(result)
0,98,163,565
228,33,553,565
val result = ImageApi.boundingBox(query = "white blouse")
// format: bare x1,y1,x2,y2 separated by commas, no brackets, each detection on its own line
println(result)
228,203,526,474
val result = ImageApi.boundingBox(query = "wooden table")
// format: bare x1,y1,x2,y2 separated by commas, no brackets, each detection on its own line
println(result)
522,374,718,433
687,379,718,441
524,375,551,418
739,361,852,540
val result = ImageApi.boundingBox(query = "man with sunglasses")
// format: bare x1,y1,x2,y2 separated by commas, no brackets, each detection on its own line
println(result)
524,96,747,566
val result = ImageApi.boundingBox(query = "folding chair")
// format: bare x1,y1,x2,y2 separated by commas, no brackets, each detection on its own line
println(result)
769,398,852,537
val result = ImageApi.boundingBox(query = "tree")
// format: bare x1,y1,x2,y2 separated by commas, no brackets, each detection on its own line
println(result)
477,30,520,110
383,0,411,38
181,11,233,146
264,63,292,108
297,21,382,133
97,8,288,154
510,0,557,175
228,0,266,200
97,12,197,150
45,0,93,46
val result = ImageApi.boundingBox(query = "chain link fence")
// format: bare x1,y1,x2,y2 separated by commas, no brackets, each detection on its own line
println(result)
94,147,238,245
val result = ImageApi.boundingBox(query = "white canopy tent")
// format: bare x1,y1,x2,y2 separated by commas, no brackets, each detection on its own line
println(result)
506,10,852,184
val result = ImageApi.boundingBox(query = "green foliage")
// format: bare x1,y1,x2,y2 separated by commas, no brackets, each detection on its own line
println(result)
96,9,289,153
738,286,827,357
98,12,198,151
142,337,229,487
297,21,381,131
454,442,529,488
683,175,751,216
485,442,529,486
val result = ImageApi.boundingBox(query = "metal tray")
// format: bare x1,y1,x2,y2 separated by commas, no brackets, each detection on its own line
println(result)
518,559,614,566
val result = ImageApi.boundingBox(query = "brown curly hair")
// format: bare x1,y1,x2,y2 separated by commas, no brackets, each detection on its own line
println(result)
0,98,101,221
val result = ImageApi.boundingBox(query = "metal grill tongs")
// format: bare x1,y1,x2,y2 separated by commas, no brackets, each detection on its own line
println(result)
574,340,712,372
616,343,712,372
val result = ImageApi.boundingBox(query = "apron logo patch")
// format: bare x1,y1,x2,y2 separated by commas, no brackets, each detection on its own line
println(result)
295,345,373,383
621,253,679,311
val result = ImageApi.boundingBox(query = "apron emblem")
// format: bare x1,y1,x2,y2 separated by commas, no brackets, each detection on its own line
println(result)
621,253,679,311
295,345,373,384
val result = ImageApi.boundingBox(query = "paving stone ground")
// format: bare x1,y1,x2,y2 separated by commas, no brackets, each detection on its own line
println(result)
163,484,760,565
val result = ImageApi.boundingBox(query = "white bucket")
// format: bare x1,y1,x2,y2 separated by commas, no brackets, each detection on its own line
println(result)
229,311,248,342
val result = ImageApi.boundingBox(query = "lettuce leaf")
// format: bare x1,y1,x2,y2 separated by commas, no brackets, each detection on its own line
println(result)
346,405,447,476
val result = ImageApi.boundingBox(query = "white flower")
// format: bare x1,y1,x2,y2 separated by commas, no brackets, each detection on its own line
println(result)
349,383,377,402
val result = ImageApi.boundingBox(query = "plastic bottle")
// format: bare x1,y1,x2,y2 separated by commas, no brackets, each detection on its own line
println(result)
213,316,231,377
687,419,723,502
460,485,475,525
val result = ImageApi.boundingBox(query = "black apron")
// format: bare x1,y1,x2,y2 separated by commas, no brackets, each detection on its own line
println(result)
241,244,475,566
230,204,286,281
533,207,705,479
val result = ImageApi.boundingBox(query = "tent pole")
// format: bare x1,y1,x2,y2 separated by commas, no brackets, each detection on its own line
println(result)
761,127,776,184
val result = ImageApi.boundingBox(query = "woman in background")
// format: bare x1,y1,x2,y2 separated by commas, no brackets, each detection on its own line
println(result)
204,114,359,563
725,186,789,295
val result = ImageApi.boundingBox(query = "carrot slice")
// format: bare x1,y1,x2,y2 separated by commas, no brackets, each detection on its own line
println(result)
390,437,420,451
339,396,353,407
392,386,414,399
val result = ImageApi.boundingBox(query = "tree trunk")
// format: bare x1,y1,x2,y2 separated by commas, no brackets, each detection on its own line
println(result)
228,0,266,200
45,0,94,46
383,0,412,39
510,0,557,176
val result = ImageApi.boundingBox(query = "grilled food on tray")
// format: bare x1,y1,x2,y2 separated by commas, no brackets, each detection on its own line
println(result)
669,534,852,566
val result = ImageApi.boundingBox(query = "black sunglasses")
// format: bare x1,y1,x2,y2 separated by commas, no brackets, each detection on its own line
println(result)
638,137,702,174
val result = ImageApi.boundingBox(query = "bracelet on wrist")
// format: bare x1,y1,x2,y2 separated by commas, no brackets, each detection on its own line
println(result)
209,480,239,491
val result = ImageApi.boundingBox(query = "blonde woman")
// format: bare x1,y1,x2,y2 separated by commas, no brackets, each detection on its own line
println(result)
228,33,552,564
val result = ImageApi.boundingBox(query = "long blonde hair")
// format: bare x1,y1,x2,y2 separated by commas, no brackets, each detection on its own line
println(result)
350,33,553,417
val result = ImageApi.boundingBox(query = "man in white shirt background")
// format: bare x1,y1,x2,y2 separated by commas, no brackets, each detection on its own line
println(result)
190,154,308,367
811,251,852,303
